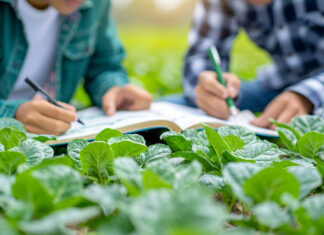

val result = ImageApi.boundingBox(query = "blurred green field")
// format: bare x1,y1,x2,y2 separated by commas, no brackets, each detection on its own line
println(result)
72,27,272,108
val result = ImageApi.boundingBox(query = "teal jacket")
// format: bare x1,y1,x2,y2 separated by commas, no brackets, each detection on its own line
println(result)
0,0,129,117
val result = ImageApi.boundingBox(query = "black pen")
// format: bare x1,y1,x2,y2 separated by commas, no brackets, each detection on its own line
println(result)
25,77,85,125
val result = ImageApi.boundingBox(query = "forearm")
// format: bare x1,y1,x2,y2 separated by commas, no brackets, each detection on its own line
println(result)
286,73,324,116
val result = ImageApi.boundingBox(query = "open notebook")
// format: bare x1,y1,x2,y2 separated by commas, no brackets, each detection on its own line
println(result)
48,102,278,145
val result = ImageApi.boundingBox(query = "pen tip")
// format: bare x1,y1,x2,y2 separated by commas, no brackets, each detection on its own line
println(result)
78,119,85,125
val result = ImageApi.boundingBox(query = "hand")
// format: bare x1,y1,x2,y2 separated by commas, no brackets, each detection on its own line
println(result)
195,71,240,119
251,91,314,129
102,84,152,116
16,100,77,135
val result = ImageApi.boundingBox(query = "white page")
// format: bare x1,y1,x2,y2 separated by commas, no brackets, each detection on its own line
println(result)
150,102,278,137
57,102,278,142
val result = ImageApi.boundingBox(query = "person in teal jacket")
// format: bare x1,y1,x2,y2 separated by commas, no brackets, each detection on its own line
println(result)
0,0,152,135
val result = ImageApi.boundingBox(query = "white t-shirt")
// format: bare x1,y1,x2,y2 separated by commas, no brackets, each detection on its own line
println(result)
8,0,60,100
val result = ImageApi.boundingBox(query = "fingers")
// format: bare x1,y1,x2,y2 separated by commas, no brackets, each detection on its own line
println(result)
102,87,120,116
124,85,152,111
195,85,230,119
58,102,76,113
31,112,71,134
198,71,228,99
223,73,240,98
35,101,76,123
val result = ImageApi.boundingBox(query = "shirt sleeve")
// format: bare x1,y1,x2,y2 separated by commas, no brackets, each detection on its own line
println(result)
84,1,129,108
183,0,239,104
286,72,324,117
0,99,27,118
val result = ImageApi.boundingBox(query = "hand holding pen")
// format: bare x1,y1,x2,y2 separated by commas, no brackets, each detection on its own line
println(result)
194,46,241,119
15,78,84,136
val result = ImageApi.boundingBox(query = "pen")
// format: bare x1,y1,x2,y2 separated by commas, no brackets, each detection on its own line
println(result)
25,77,85,125
208,46,238,116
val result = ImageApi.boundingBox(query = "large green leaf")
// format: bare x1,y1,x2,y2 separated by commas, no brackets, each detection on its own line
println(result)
108,134,148,157
84,184,127,216
243,167,300,204
277,128,298,151
160,131,193,152
297,132,324,158
291,115,324,135
67,139,88,166
0,118,25,132
199,174,227,193
128,189,226,235
12,172,53,218
0,128,26,150
31,165,83,206
137,144,171,166
145,158,176,184
218,125,257,144
80,142,113,185
288,166,322,198
0,151,26,175
142,169,173,190
95,128,122,142
11,139,53,166
253,201,291,229
0,217,18,235
302,194,324,220
114,157,143,195
234,140,283,165
203,124,230,161
172,151,216,172
223,163,262,205
173,161,202,191
19,207,101,235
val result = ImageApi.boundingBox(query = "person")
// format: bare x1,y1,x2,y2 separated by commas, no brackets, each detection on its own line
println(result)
0,0,152,135
182,0,324,129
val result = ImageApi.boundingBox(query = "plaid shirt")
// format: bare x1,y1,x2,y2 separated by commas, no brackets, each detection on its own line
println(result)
183,0,324,116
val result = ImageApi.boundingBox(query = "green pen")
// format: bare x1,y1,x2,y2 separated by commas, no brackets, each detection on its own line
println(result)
208,45,238,116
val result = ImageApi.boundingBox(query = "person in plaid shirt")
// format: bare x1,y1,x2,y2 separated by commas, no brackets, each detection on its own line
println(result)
183,0,324,129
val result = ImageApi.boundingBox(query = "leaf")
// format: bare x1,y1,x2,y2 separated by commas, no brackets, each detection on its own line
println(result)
129,189,226,235
223,163,262,205
95,128,122,142
27,133,57,143
218,125,257,144
199,174,227,193
253,201,291,229
0,118,25,132
12,172,54,218
84,184,127,216
145,158,176,184
0,217,18,235
234,140,282,165
174,161,202,190
80,142,113,185
288,166,322,198
223,135,245,152
297,132,324,158
19,207,101,235
142,170,173,190
11,139,53,166
182,129,209,146
160,131,193,152
67,139,88,166
291,115,324,135
277,128,298,151
114,157,143,195
302,194,324,220
172,151,216,171
0,174,13,195
0,151,26,175
203,124,230,161
31,165,83,206
0,127,26,150
221,151,256,165
137,144,171,166
0,144,4,152
243,167,300,204
108,134,148,157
